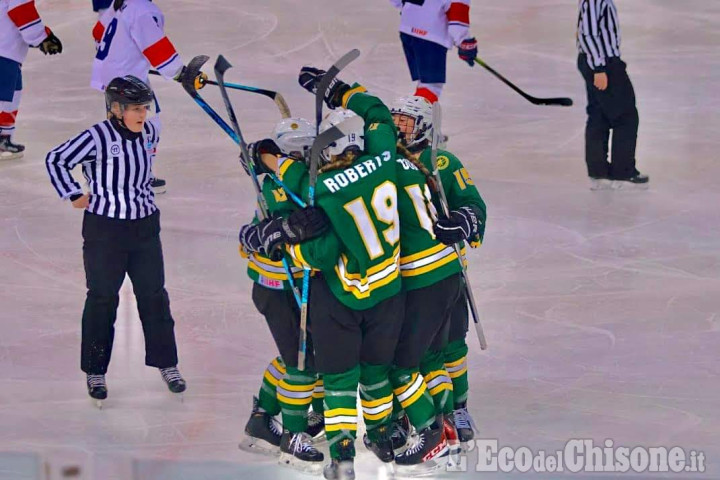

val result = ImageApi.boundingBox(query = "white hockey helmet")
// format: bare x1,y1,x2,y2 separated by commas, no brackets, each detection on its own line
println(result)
319,109,364,162
390,95,433,150
272,117,315,158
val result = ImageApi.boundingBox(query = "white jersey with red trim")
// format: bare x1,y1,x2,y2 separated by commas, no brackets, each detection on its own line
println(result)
90,0,183,91
0,0,49,64
391,0,471,49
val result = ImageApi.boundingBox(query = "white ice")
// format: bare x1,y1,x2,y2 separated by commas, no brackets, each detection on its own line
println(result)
1,0,719,479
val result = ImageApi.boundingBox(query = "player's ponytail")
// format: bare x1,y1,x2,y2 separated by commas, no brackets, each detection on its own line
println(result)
319,150,358,173
397,143,438,193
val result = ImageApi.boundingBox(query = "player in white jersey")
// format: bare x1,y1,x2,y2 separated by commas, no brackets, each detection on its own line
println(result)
389,0,477,103
0,0,62,159
90,0,205,192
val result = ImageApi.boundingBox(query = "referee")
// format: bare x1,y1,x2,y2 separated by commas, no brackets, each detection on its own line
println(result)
45,75,185,404
577,0,648,190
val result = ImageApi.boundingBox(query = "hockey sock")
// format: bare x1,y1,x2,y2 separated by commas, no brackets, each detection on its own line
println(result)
0,89,21,138
414,82,443,103
420,349,454,415
389,366,435,431
323,365,360,459
358,363,394,442
390,395,404,421
277,366,316,433
311,376,324,414
444,339,469,406
257,357,284,416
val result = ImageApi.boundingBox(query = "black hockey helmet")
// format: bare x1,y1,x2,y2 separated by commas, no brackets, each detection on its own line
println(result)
105,75,154,114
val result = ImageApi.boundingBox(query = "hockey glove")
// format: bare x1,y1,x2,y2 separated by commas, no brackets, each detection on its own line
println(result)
239,223,263,254
298,66,350,109
242,138,281,176
39,31,63,55
258,207,330,260
458,37,478,67
174,66,208,90
433,206,480,245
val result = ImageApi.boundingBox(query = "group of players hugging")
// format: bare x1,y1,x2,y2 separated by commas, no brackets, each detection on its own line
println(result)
235,3,485,479
2,0,486,477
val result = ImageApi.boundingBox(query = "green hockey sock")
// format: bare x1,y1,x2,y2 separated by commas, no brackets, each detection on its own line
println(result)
257,357,284,416
420,349,454,415
359,363,394,441
323,365,360,459
389,365,435,431
444,338,469,406
278,366,316,433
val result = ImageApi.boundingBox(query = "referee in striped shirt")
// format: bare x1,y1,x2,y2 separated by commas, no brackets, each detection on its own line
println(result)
577,0,648,189
45,75,185,402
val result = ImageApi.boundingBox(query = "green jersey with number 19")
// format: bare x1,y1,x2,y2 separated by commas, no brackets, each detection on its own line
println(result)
279,87,402,311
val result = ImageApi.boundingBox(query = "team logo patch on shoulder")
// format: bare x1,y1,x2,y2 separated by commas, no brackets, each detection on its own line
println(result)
368,123,380,131
437,155,450,170
110,143,121,156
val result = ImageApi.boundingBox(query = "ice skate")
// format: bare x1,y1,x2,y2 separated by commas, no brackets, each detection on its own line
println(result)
363,424,394,463
307,409,325,438
390,414,411,453
86,374,107,409
589,176,613,190
453,402,476,445
238,396,282,456
278,430,324,474
0,135,24,160
394,422,449,475
159,366,186,401
612,172,649,190
442,415,462,465
151,177,167,194
323,437,355,480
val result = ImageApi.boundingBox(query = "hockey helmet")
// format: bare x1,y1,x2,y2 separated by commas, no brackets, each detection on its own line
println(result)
391,95,433,151
272,117,315,159
105,75,154,117
319,109,364,162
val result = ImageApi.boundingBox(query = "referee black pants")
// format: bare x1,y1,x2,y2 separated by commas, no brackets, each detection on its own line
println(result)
578,54,639,180
81,210,178,375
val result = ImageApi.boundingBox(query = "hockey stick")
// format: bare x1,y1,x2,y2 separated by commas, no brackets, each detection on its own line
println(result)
473,57,573,107
181,55,306,208
152,69,291,118
213,54,302,307
430,103,488,350
296,48,362,370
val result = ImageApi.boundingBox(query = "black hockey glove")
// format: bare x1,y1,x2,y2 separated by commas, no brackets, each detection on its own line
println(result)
433,206,480,245
39,31,62,55
298,66,350,110
241,138,281,176
174,66,208,90
258,207,330,260
238,222,263,254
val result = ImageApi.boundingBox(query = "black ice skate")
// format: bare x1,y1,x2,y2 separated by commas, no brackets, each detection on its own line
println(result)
86,374,107,408
323,437,355,480
390,414,411,452
150,177,166,194
159,366,186,394
453,402,476,443
363,424,394,463
612,171,649,190
0,135,24,160
238,396,282,456
278,430,324,474
306,409,325,438
394,422,449,474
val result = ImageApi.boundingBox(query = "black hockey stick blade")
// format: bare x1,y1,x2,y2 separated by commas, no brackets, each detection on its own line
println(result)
315,49,361,134
181,55,210,97
474,57,573,107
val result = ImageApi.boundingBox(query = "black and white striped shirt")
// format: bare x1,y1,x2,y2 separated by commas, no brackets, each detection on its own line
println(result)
577,0,621,71
46,120,159,220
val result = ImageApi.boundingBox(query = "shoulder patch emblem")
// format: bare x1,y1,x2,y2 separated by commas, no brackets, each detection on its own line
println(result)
437,155,450,170
368,123,379,131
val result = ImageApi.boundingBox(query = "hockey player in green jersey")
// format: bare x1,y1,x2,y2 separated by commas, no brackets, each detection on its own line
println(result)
257,68,407,480
236,118,328,473
391,95,487,446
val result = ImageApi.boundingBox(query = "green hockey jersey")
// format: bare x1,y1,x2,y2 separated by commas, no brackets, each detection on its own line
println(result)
394,157,462,291
241,174,304,291
279,89,402,310
418,148,487,245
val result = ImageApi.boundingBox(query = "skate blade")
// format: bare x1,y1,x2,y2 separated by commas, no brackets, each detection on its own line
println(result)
238,436,280,457
92,399,104,410
278,453,324,475
394,451,450,477
0,152,23,161
611,180,649,190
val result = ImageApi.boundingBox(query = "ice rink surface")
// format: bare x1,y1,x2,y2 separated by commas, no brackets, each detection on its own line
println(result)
1,0,719,478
